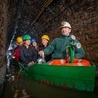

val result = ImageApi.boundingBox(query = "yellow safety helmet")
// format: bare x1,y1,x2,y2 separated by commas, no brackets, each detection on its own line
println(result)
41,35,50,41
16,37,23,44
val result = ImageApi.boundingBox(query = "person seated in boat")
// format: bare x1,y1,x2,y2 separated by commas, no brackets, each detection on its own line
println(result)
12,37,23,61
31,38,39,59
31,38,39,52
20,34,38,67
39,34,52,62
11,37,23,66
39,21,85,60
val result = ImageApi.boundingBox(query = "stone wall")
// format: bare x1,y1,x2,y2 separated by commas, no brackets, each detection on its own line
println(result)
0,0,8,68
0,0,8,96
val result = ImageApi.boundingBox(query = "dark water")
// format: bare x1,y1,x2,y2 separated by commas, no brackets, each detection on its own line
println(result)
1,67,98,98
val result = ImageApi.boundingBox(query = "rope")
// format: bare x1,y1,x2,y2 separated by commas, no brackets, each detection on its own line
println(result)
18,62,28,76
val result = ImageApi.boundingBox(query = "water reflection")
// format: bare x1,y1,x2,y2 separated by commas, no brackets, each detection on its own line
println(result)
13,89,30,98
2,67,98,98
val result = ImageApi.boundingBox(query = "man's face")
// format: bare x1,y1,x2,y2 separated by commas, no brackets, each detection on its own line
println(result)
19,42,23,46
32,42,37,47
25,40,31,46
61,27,71,36
41,39,48,46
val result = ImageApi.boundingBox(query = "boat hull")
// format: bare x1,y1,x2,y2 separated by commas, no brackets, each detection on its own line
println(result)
23,63,96,91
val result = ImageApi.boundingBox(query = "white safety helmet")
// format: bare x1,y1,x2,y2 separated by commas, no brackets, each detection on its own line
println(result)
60,21,71,29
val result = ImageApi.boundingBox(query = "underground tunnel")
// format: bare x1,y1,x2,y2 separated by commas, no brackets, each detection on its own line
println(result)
0,0,98,98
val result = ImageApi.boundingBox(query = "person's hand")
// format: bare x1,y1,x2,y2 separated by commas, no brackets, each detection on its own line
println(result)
28,61,34,67
66,57,70,63
11,55,15,59
39,51,44,57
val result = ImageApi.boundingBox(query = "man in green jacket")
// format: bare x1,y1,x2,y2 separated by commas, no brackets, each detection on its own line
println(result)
39,21,85,60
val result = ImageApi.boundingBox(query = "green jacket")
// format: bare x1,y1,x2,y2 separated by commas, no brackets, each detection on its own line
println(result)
44,35,85,59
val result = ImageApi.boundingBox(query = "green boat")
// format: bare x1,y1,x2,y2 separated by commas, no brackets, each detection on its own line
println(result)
19,35,96,92
19,61,96,92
